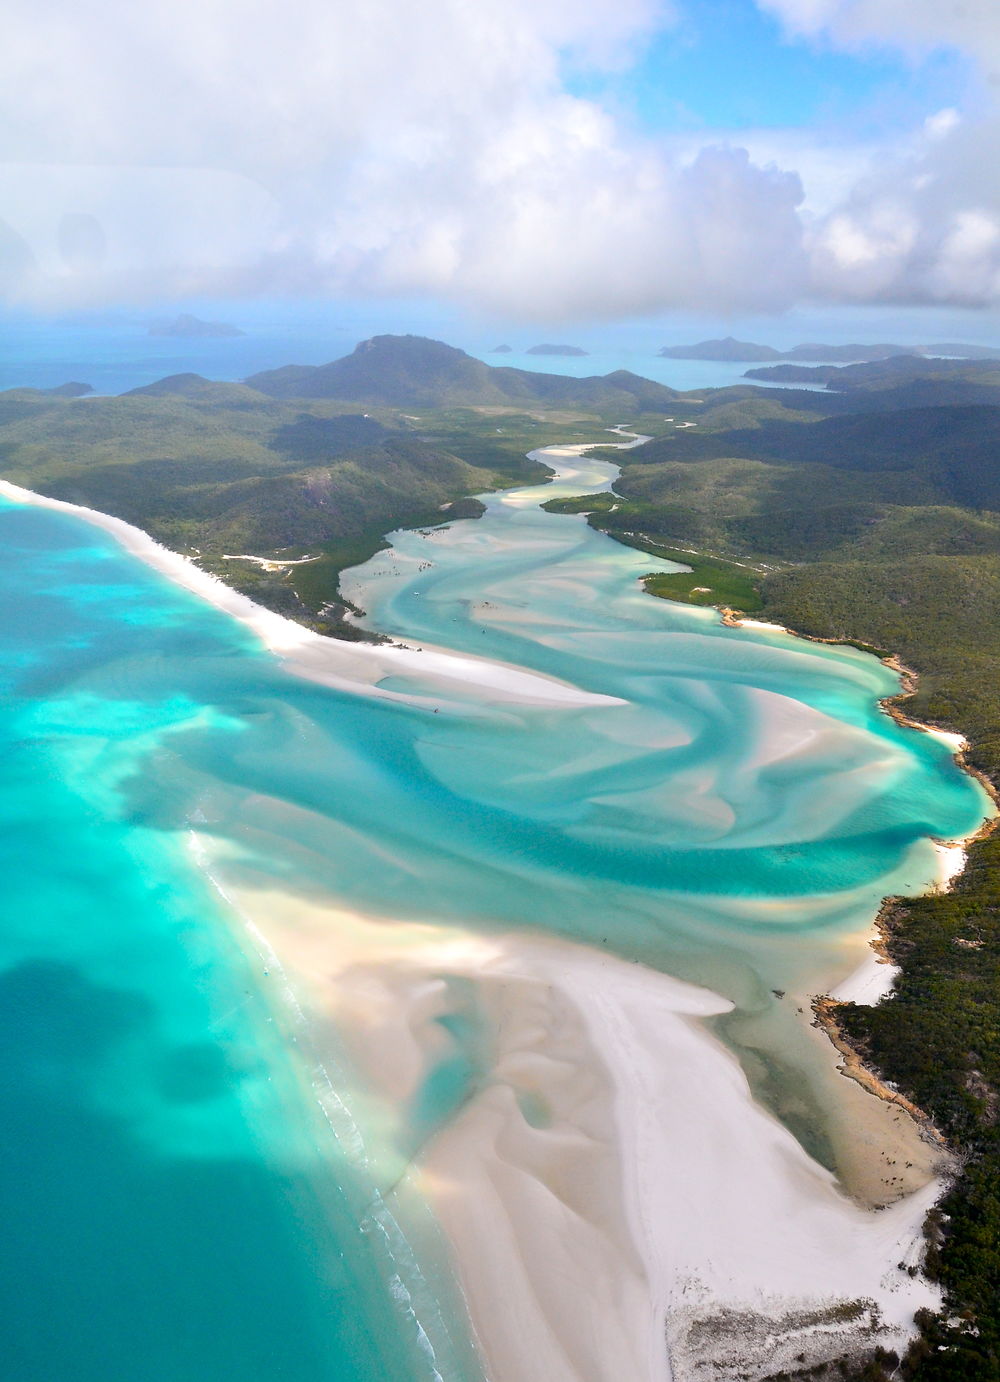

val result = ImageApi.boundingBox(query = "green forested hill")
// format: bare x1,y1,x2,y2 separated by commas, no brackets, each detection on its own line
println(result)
246,333,681,411
627,405,1000,509
0,385,501,633
0,370,651,634
745,354,1000,402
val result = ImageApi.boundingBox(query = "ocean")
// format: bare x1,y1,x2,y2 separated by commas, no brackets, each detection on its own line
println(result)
0,306,821,396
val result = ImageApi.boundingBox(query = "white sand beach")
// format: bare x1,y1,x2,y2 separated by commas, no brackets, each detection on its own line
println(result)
0,480,620,711
830,947,899,1005
830,825,985,1009
203,874,950,1382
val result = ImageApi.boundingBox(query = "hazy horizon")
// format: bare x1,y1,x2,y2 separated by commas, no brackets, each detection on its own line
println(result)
4,292,1000,396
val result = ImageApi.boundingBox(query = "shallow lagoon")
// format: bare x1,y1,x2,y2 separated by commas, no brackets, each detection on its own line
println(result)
0,445,988,1378
341,451,987,978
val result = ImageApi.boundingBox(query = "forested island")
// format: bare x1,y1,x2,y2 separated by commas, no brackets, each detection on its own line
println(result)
2,334,1000,1378
149,313,246,338
659,337,1000,364
526,342,588,355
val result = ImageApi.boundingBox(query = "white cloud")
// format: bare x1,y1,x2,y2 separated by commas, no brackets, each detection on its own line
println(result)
803,115,1000,306
0,0,998,317
752,0,1000,308
819,121,1000,305
0,0,807,316
923,107,961,141
756,0,1000,71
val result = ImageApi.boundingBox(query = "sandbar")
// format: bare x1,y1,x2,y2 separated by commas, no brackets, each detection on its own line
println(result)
201,865,951,1382
0,466,963,1381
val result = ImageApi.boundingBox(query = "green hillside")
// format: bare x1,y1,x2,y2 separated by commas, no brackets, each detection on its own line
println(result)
746,354,1000,401
0,385,501,635
0,364,660,636
624,405,1000,512
246,333,681,411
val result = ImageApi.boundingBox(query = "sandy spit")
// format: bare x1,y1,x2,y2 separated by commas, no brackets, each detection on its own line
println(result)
0,479,620,710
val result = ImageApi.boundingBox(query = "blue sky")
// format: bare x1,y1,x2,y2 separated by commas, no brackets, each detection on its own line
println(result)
571,0,979,137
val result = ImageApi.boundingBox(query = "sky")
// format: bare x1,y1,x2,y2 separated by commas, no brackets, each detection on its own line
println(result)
2,0,999,333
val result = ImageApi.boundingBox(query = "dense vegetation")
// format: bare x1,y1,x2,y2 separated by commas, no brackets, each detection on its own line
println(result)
0,338,669,636
744,355,1000,407
0,381,499,635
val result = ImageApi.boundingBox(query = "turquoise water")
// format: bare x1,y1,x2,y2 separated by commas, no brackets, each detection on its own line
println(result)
0,448,988,1378
339,453,987,974
0,503,481,1382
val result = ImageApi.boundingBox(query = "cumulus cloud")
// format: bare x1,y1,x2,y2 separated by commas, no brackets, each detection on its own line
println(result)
805,111,1000,304
756,0,1000,73
0,0,809,316
755,0,1000,307
0,0,997,317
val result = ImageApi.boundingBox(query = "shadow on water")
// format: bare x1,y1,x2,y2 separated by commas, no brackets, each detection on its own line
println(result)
0,960,429,1382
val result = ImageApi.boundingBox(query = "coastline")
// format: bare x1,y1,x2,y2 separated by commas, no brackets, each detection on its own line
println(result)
720,606,999,1010
811,996,949,1147
0,463,974,1380
0,480,620,713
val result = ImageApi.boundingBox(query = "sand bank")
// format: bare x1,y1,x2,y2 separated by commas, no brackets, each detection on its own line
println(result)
829,948,898,1005
202,867,949,1382
0,480,619,711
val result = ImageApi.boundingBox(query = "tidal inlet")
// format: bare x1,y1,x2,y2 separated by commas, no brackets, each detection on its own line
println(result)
0,442,989,1382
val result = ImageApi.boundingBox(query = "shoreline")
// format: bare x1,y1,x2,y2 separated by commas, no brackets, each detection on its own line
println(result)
811,996,950,1147
0,480,620,713
1,457,975,1380
719,607,999,1012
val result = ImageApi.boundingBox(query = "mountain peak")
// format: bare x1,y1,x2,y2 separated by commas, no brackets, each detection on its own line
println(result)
245,334,678,409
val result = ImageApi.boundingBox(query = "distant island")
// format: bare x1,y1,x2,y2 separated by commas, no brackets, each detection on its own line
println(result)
244,334,674,410
924,341,1000,360
491,344,513,353
149,313,246,339
659,337,783,362
527,343,588,356
659,336,1000,363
